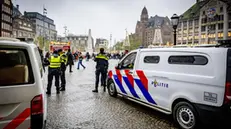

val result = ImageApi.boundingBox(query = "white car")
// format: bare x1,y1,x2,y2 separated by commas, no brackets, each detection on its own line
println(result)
0,38,47,129
107,47,231,129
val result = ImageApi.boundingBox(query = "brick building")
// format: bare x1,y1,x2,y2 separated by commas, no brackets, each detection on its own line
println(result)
134,7,172,47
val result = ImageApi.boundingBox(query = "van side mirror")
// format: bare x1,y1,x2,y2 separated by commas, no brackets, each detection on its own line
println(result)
115,63,121,69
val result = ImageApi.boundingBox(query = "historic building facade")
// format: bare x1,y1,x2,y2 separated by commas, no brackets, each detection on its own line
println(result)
24,12,57,41
134,7,172,47
0,0,13,37
177,0,231,45
12,5,36,39
95,38,108,52
65,34,94,52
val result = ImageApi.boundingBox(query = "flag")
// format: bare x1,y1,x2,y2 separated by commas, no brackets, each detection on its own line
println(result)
43,8,47,15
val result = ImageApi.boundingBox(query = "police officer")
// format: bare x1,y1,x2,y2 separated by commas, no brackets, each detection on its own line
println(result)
47,50,62,95
93,48,109,92
58,49,67,91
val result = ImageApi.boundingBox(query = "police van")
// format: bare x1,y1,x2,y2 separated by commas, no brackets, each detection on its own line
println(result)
107,44,231,129
0,38,47,129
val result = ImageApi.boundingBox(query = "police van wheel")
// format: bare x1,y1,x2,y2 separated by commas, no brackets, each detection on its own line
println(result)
107,79,117,97
173,102,198,129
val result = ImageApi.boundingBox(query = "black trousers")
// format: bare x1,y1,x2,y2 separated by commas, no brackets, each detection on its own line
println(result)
60,69,66,88
69,64,72,72
47,68,60,92
95,69,107,89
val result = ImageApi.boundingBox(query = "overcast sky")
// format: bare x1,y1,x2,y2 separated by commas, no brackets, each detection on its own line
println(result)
14,0,195,42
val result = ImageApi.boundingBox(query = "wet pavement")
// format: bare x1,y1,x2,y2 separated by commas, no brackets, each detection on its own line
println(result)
45,59,177,129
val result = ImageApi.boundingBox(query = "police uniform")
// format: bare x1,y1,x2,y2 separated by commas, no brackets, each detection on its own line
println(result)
60,52,67,91
47,51,61,95
93,52,109,92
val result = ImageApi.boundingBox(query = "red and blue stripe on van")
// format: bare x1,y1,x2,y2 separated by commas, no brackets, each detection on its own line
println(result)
109,70,157,105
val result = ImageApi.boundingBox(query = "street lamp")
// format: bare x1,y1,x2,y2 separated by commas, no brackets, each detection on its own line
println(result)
171,14,180,45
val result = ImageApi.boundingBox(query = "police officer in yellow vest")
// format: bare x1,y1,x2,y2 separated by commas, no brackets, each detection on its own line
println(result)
46,50,62,95
92,48,109,92
58,49,67,91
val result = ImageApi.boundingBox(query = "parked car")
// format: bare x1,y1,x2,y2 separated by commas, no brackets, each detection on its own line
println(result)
107,47,231,129
0,37,47,129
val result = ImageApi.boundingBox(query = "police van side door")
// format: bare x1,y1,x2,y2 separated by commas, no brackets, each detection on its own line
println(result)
115,52,139,98
132,51,163,107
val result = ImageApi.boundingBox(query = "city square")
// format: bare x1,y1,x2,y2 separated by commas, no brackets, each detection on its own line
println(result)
0,0,231,129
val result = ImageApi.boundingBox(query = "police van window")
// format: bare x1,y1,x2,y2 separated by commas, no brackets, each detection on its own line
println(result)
0,48,34,86
144,56,160,63
168,55,208,65
34,48,43,77
120,52,137,69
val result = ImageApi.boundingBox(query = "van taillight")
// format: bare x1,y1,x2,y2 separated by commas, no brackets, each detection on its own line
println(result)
225,82,231,104
31,94,43,115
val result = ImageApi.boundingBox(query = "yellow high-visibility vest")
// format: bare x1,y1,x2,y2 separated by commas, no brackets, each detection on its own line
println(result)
60,54,67,64
96,54,108,60
49,55,61,68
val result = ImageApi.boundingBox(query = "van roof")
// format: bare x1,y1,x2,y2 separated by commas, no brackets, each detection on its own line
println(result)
137,47,228,53
0,40,37,49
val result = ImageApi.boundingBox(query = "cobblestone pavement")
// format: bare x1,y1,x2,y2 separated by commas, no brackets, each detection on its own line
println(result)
45,59,177,129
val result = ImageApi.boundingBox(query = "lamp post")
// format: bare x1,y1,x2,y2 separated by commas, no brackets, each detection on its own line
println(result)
171,14,180,45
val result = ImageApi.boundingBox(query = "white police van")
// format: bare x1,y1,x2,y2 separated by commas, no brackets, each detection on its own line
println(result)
0,38,47,129
107,44,231,129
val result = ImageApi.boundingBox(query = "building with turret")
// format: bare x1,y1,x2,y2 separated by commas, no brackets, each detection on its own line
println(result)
134,7,172,47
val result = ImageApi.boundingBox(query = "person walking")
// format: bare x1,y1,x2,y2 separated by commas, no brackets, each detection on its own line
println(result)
77,52,86,69
46,50,62,95
58,49,67,91
92,48,109,92
66,49,74,72
86,52,90,61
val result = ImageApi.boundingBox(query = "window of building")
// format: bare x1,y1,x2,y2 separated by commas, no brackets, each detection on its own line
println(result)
189,20,193,27
229,22,231,29
218,23,223,30
144,56,160,64
201,26,206,32
183,21,187,27
229,13,231,20
208,24,216,31
202,18,207,24
194,19,199,26
4,0,11,5
168,55,208,65
218,15,224,21
220,6,223,13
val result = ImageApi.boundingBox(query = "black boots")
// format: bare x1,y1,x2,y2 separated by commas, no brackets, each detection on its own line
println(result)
92,86,106,93
92,89,98,92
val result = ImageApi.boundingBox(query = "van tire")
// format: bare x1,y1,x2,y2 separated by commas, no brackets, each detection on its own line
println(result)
107,79,117,97
173,101,198,129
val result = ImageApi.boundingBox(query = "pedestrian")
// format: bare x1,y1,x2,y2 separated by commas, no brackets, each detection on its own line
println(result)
46,50,62,95
92,48,109,92
77,52,86,69
58,49,67,91
66,49,74,72
86,52,90,61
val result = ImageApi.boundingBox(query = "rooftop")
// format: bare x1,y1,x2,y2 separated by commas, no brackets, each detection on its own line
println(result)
181,0,208,20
